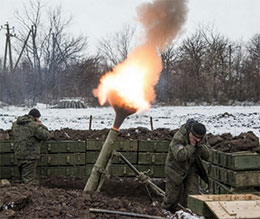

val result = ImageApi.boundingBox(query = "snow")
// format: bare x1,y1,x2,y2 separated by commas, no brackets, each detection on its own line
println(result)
1,104,260,139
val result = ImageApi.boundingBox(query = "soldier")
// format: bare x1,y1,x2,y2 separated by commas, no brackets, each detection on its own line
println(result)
12,108,50,185
162,119,210,212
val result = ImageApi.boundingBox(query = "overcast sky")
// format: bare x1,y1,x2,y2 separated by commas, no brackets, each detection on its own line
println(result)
1,0,260,55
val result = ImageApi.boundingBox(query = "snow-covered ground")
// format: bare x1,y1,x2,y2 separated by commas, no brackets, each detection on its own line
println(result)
1,104,260,139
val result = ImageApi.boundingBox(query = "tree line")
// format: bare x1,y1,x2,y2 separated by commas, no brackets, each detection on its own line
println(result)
0,1,259,106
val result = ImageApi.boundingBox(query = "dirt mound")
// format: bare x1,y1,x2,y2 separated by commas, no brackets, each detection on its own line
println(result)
50,128,260,153
208,131,260,153
1,128,259,153
49,127,177,141
0,177,178,219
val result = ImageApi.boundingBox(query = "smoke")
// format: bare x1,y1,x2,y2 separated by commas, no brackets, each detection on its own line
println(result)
137,0,188,51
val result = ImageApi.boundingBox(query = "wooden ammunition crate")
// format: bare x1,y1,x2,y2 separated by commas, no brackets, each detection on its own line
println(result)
41,141,86,153
209,149,260,170
137,165,165,178
0,141,15,153
210,164,260,187
85,164,136,177
138,140,169,152
85,151,137,164
188,194,260,218
38,153,86,166
0,166,19,179
138,152,167,165
87,139,138,151
40,166,86,177
208,177,260,195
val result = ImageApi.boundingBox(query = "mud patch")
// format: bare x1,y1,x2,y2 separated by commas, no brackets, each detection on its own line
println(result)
0,177,167,219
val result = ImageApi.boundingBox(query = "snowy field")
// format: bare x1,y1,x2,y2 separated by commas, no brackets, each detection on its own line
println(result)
0,104,260,139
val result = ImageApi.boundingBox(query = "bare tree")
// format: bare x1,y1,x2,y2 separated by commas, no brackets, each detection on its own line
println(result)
156,44,179,103
12,0,87,103
97,25,136,68
243,34,260,100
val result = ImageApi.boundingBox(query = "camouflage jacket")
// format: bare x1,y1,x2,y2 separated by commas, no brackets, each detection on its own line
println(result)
165,124,210,185
12,115,50,160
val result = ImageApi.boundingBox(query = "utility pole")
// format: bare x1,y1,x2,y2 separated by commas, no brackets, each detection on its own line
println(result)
1,22,15,73
14,27,32,71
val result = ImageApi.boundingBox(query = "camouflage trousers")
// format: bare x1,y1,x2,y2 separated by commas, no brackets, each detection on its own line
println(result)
16,159,39,185
162,169,199,212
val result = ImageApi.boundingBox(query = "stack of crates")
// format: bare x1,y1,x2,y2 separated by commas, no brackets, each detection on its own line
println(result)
137,140,169,178
0,140,87,178
85,139,138,177
204,149,260,195
0,139,145,179
0,141,17,178
39,141,86,177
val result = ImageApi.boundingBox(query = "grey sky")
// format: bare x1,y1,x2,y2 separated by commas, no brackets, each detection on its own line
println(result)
1,0,260,55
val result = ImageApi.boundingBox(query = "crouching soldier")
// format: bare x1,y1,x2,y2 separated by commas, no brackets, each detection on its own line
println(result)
12,108,50,185
162,119,210,212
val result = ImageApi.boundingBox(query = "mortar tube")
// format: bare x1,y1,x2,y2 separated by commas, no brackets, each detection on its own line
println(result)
84,128,118,192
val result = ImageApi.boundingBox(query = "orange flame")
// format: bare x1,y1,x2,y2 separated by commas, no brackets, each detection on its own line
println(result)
93,44,163,113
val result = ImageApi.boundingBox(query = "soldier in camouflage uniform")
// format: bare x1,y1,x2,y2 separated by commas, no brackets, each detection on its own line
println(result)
162,119,210,212
12,108,50,185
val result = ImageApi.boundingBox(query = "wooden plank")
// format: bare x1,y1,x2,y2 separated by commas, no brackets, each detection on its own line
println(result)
206,200,260,219
189,194,260,202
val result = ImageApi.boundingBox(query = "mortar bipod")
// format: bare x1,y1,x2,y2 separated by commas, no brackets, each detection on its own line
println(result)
113,151,165,198
112,151,195,215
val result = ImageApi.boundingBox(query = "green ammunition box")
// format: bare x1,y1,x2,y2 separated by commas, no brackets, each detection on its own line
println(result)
87,139,138,151
41,141,85,153
41,166,86,177
201,160,211,175
0,166,19,179
218,151,260,170
0,141,15,153
209,165,219,180
85,164,136,177
138,140,169,152
110,164,137,177
38,153,85,166
86,139,103,151
208,178,214,194
208,149,219,165
209,177,259,195
210,164,260,187
112,152,137,164
138,152,167,165
0,153,16,166
188,195,214,218
85,151,137,164
137,165,165,178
